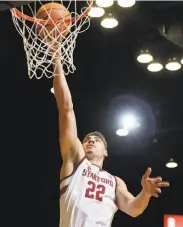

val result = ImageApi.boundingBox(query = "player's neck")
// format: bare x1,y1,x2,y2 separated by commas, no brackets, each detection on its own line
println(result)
89,159,103,169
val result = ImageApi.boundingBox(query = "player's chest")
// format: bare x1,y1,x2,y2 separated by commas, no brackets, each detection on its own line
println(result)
79,166,116,203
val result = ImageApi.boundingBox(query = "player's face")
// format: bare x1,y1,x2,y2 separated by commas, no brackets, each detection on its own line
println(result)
82,136,108,160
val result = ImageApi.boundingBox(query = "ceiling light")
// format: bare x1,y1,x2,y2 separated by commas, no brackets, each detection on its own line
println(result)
96,0,114,8
122,114,139,130
101,17,118,28
147,61,163,72
180,58,183,64
50,87,54,94
165,58,181,71
88,7,105,17
116,128,129,136
118,0,136,8
137,50,153,64
166,158,178,168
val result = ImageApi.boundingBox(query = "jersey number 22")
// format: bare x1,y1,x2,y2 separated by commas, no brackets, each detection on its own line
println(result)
85,181,105,202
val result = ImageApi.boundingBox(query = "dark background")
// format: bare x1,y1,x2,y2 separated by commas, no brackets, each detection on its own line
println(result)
1,1,183,227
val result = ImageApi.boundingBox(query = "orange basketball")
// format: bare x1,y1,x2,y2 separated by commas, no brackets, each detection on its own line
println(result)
36,3,72,43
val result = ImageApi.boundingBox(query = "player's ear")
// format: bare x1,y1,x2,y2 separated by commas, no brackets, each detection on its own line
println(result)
104,150,108,157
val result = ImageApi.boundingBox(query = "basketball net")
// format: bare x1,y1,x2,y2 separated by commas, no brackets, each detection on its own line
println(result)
10,1,93,79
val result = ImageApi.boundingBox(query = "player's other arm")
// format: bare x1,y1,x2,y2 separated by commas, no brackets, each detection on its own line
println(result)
53,58,85,168
115,177,150,218
115,168,169,218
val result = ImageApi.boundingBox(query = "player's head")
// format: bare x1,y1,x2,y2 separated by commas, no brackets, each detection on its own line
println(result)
82,131,108,161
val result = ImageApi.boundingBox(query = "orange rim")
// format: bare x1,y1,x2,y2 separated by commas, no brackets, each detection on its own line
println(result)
10,0,93,25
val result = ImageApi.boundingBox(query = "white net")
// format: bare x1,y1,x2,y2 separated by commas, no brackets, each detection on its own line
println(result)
10,1,92,79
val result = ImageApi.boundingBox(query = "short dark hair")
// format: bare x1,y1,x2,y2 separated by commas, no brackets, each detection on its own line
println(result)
82,131,107,149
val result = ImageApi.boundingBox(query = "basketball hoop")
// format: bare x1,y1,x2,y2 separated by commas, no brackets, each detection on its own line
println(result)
10,1,93,79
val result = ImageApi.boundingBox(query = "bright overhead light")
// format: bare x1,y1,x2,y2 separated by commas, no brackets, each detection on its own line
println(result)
50,87,54,94
147,61,163,72
116,128,129,136
180,58,183,64
122,114,139,130
96,0,114,8
117,0,136,8
101,17,118,28
137,50,153,64
165,58,181,71
166,159,178,168
88,7,105,17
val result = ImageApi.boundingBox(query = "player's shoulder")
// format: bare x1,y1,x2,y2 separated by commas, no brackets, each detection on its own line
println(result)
105,170,115,178
114,176,127,188
102,170,117,184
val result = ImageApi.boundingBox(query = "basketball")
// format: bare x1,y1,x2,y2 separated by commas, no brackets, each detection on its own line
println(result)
36,3,72,43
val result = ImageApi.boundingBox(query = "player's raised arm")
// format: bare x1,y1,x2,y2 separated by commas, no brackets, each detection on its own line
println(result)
53,57,85,174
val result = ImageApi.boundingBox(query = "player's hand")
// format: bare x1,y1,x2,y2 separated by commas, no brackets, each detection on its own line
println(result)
141,168,169,198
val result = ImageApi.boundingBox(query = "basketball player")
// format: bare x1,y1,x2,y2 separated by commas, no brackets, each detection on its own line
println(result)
53,57,169,227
